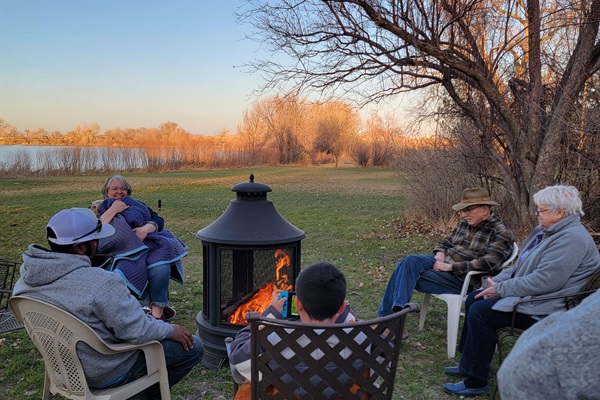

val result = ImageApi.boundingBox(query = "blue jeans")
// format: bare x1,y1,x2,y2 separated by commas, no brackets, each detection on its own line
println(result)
102,336,203,398
456,292,537,382
142,263,172,307
377,254,467,316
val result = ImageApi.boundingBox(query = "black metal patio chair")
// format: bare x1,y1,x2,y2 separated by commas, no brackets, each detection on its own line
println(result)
0,258,24,333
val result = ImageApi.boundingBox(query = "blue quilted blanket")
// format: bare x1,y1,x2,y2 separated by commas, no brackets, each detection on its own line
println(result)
97,196,187,297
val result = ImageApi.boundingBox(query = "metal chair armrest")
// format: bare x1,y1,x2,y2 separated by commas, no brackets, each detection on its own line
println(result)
508,289,598,334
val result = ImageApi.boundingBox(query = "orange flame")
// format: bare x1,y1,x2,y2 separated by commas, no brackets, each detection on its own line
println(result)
228,249,293,324
274,249,290,287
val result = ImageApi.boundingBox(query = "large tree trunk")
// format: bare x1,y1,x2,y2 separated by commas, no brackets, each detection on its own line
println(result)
240,0,600,230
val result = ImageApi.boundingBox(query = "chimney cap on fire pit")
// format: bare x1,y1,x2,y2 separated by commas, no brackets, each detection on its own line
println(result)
230,173,271,197
196,174,305,245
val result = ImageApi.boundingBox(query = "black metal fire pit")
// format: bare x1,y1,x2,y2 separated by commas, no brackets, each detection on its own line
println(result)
195,174,305,369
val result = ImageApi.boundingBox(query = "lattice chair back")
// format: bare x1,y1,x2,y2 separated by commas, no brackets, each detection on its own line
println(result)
248,303,419,400
0,258,24,333
9,295,170,400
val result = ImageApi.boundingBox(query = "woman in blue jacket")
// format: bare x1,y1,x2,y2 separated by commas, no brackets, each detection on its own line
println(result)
98,174,186,321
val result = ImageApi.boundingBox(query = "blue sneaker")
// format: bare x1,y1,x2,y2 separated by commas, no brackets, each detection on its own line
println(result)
443,381,490,397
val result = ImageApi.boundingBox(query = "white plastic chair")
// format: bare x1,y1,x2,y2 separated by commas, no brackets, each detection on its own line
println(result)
9,295,171,400
418,243,519,358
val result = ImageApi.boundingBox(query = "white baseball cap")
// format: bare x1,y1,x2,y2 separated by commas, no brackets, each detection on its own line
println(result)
47,208,115,245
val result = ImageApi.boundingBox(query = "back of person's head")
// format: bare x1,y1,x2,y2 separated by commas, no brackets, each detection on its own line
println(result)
101,174,133,198
533,185,584,217
46,208,115,252
295,261,346,321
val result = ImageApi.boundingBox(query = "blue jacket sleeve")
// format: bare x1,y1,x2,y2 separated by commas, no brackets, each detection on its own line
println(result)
146,205,164,231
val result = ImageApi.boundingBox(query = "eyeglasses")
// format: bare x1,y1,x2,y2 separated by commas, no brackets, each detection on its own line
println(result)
73,219,102,241
536,208,550,215
109,186,128,192
461,205,481,213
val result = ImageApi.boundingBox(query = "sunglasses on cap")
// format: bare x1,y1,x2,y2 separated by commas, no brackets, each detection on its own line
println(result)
73,218,102,242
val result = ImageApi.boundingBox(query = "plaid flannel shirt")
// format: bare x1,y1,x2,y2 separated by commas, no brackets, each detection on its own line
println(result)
434,212,514,277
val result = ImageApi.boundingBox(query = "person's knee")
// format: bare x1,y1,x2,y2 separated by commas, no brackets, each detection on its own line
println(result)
168,337,203,378
163,336,204,364
464,291,479,309
396,254,418,269
403,254,418,263
148,263,172,280
400,254,434,273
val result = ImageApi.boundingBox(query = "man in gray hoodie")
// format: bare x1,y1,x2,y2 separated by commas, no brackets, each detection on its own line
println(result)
13,208,203,398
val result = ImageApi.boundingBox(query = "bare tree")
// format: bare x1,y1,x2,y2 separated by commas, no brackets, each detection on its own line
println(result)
363,112,402,167
239,0,600,228
259,95,307,164
350,141,371,166
103,128,129,147
158,121,190,147
313,100,359,166
0,119,19,142
65,123,100,146
237,106,271,164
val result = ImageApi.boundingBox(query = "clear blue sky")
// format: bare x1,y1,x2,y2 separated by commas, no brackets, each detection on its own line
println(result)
0,1,270,136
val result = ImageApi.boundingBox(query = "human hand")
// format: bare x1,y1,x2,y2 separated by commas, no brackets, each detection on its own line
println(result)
100,200,129,224
433,260,452,272
109,199,129,214
270,290,287,313
475,278,497,300
434,252,446,262
133,223,155,240
170,325,195,350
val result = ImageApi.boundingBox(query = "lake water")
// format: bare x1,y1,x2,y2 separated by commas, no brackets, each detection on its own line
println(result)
0,145,63,159
0,145,148,172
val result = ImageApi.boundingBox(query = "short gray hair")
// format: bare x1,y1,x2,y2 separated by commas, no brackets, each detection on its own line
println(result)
101,175,133,198
533,185,584,217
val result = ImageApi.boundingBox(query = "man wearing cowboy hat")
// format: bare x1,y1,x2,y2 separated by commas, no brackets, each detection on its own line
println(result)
13,208,203,397
377,188,514,318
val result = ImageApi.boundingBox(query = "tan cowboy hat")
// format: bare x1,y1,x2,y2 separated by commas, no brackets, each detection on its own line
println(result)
452,188,500,211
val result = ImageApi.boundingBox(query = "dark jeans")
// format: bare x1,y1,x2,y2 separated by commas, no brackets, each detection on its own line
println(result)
103,336,203,399
377,254,467,316
457,292,537,382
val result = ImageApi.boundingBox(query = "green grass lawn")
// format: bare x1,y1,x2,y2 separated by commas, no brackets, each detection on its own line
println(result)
0,166,502,399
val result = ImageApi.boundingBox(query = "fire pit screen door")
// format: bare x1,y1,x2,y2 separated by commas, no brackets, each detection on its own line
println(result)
196,174,305,369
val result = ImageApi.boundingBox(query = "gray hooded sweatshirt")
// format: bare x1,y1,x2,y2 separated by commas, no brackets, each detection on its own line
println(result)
13,244,174,387
498,290,600,399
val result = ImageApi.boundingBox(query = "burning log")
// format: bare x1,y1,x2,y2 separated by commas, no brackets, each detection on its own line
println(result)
226,281,292,324
222,289,260,320
224,249,295,324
